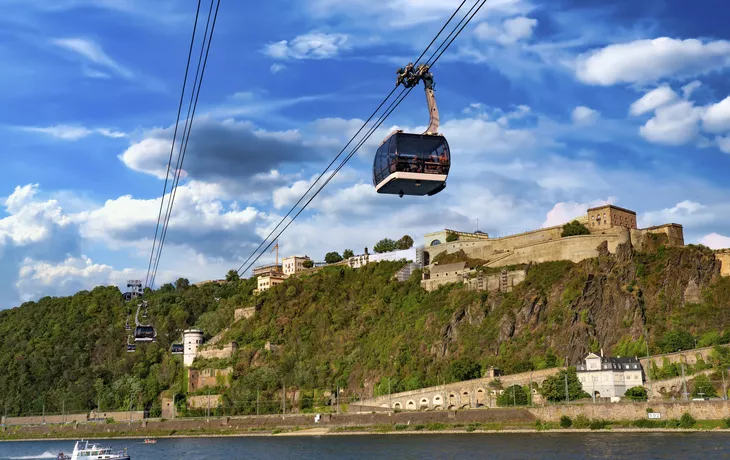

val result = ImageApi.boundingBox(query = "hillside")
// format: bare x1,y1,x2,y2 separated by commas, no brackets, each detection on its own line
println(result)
1,239,730,417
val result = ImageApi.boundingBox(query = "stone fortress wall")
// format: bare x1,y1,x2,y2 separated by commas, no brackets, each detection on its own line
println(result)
421,205,694,291
356,367,563,412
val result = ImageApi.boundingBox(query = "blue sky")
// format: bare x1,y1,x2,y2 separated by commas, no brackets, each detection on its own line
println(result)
1,0,730,308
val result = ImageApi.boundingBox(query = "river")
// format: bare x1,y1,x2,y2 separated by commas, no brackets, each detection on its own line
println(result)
1,433,729,459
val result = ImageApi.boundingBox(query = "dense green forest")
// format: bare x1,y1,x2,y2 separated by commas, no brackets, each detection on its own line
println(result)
2,238,730,417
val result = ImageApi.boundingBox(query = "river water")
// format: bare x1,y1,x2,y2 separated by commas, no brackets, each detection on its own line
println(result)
1,433,730,459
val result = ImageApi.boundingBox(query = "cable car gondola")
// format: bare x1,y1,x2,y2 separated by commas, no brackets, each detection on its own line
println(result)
126,336,136,353
134,325,157,343
373,63,450,197
133,302,156,343
171,343,183,355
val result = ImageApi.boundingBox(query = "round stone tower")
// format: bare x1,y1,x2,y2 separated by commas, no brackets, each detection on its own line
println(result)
183,329,204,367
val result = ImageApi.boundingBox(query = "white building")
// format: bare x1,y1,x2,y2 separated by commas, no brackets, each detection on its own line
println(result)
576,352,644,399
183,329,204,367
282,255,311,276
255,273,285,293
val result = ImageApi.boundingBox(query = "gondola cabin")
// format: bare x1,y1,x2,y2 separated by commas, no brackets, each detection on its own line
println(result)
171,343,184,355
126,344,136,353
134,325,156,342
373,131,450,197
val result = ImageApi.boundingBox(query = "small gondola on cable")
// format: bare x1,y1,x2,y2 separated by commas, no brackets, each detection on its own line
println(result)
373,62,450,198
126,336,136,353
133,301,157,343
170,343,183,355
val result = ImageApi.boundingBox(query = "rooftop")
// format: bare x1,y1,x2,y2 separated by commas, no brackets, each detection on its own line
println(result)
586,204,637,215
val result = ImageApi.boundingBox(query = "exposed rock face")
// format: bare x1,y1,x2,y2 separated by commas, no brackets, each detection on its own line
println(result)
435,242,723,367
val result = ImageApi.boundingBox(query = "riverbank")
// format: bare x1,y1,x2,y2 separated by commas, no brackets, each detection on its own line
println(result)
4,419,730,441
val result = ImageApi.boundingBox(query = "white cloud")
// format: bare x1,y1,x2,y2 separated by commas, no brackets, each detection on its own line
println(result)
629,85,678,116
575,37,730,86
270,63,287,74
640,200,710,227
681,80,702,99
639,100,704,145
263,32,350,60
571,106,599,125
16,125,126,140
541,198,614,228
698,233,730,250
702,96,730,134
51,37,134,79
717,136,730,154
474,16,538,45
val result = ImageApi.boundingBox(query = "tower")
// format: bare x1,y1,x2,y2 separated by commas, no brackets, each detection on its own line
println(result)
183,329,204,367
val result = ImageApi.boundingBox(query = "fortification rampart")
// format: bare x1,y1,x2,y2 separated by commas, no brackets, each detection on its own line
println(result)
2,413,88,425
188,394,222,409
89,410,145,422
715,250,730,277
357,367,563,411
529,400,730,422
197,342,237,360
638,345,717,370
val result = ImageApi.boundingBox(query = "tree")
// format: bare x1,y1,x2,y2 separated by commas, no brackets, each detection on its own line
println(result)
497,384,528,406
660,329,695,353
561,220,590,237
445,231,458,242
325,252,343,264
373,238,397,253
560,415,573,428
624,386,648,401
175,278,190,291
342,249,355,259
225,270,240,282
539,368,590,402
691,374,717,398
448,358,482,382
302,259,314,268
396,235,414,250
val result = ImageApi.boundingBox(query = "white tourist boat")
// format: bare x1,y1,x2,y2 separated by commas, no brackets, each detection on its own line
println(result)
57,440,131,460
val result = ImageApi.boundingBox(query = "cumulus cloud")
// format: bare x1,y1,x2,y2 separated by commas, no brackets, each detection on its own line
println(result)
629,86,678,116
474,16,538,45
629,83,730,149
119,116,319,198
263,32,350,60
571,106,599,125
542,198,615,228
640,200,712,227
698,233,730,250
575,37,730,86
639,99,704,145
702,96,730,134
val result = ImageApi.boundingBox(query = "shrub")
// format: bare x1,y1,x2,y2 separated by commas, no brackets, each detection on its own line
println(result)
679,412,696,428
723,417,730,429
561,220,590,237
589,419,609,430
445,231,459,242
325,252,343,264
624,386,648,401
394,424,409,431
559,415,573,428
573,414,590,429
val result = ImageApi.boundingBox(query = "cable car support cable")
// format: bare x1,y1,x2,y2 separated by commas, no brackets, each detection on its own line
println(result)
144,0,203,290
233,2,468,276
149,0,222,289
235,0,487,276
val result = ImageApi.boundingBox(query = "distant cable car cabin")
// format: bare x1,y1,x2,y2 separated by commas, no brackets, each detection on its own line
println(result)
170,343,183,355
373,63,450,197
126,336,136,353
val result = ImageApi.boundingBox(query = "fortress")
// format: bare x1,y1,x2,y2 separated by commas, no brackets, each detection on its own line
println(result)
421,204,688,291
